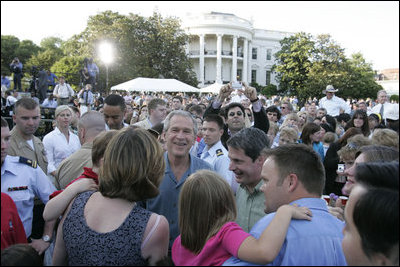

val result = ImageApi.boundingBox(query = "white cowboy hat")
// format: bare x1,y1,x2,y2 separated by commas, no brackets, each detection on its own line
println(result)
323,85,338,94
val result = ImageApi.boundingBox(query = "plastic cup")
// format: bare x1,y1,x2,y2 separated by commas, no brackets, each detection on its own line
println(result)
339,196,348,206
322,195,330,205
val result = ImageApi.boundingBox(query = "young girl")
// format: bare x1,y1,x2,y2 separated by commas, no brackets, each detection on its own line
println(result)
172,170,312,266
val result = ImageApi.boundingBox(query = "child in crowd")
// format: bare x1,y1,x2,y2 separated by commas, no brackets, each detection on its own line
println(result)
42,130,118,221
172,170,312,266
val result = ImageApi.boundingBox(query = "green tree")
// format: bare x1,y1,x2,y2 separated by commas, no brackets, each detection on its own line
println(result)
273,32,315,98
51,56,85,90
26,49,63,74
261,84,278,97
15,40,41,68
274,33,381,102
61,10,197,92
1,35,20,74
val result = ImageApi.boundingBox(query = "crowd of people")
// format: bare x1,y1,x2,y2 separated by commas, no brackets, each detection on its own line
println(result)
1,79,399,266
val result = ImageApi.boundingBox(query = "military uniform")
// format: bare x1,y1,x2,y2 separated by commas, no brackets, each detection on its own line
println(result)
9,127,48,175
55,142,93,190
1,156,56,238
201,140,238,192
8,127,51,239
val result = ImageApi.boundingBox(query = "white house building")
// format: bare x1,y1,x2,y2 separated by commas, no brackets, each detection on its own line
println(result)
182,12,293,88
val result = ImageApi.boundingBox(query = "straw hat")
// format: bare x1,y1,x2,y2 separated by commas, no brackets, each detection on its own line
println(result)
323,85,338,94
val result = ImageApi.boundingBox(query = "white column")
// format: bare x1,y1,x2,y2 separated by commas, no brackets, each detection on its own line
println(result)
247,41,252,84
199,34,205,86
232,35,238,81
243,39,248,82
216,34,222,84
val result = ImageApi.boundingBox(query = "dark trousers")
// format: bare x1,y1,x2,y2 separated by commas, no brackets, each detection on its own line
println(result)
13,73,22,90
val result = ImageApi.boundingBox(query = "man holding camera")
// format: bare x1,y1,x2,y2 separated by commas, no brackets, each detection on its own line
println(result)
203,81,269,149
9,57,23,91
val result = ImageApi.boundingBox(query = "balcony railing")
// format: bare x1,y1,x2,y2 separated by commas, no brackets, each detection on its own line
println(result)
189,50,243,57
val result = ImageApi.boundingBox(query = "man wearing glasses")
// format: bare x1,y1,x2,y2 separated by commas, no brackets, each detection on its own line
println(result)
203,82,269,149
278,101,293,125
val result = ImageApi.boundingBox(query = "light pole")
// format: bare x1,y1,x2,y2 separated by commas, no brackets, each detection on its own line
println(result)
99,42,113,91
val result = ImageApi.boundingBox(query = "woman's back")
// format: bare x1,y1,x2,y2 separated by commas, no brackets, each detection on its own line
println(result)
63,191,152,266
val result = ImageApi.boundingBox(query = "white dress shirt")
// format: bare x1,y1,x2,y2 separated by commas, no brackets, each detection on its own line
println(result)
319,95,351,116
201,141,238,193
42,127,81,174
53,83,74,98
371,102,396,120
1,155,56,237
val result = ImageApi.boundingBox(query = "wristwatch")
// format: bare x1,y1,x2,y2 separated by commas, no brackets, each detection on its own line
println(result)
42,235,52,242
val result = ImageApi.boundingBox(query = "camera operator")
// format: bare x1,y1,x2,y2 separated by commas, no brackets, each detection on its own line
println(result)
9,57,23,91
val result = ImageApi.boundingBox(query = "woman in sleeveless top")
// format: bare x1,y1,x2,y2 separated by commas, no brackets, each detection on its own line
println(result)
52,127,169,265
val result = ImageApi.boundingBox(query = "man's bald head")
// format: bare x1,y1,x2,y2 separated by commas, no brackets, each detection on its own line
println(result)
78,111,106,144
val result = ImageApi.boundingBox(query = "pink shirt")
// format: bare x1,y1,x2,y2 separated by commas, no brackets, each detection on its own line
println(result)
172,221,250,266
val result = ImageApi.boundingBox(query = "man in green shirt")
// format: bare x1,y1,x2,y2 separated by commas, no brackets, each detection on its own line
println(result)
227,127,270,232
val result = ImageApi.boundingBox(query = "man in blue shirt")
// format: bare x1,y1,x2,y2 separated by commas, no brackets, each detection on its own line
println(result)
46,71,58,91
224,144,347,266
144,110,212,250
87,58,99,90
9,58,23,91
1,73,11,90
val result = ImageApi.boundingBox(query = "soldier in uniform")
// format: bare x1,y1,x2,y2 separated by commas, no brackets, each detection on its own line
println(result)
201,114,238,193
7,98,51,246
1,117,57,255
9,98,48,174
55,111,105,189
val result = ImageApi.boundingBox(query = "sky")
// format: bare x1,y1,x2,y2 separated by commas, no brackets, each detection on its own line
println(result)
2,1,399,71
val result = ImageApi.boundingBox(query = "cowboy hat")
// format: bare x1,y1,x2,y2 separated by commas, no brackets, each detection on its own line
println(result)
323,85,338,94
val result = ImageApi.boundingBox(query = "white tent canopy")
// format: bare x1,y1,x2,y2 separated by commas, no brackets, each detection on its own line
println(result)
199,82,223,94
110,77,200,93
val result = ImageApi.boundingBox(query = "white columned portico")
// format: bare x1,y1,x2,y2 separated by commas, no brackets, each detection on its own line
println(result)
216,34,223,84
232,35,238,81
247,41,252,84
199,34,205,86
243,39,248,83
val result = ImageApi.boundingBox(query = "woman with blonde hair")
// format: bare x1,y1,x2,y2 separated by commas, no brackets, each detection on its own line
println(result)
43,105,81,178
371,128,399,149
172,170,312,266
53,127,169,266
296,111,308,131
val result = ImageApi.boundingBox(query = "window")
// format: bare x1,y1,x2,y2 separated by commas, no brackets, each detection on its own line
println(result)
266,49,272,60
237,69,242,80
252,48,257,59
266,71,271,85
252,70,257,83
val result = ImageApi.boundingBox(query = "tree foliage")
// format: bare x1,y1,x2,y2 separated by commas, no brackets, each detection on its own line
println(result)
1,35,40,75
59,11,197,91
51,56,86,90
273,33,382,101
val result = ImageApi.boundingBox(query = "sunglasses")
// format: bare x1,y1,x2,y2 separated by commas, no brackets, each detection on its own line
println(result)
229,111,243,117
246,113,252,117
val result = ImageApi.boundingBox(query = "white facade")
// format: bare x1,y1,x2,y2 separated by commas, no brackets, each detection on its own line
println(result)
182,12,293,88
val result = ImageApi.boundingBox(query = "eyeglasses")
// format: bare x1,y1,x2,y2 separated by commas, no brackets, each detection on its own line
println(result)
229,111,243,117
